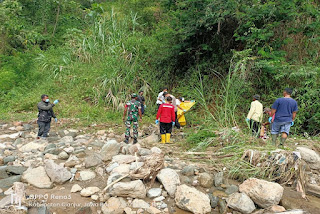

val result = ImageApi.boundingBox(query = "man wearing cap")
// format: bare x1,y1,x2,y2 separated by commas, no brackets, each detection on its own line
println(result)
270,88,298,147
123,93,142,144
156,87,168,109
246,94,263,136
37,94,59,139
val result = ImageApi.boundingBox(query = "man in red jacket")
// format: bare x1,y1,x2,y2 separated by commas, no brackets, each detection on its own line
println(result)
156,96,175,143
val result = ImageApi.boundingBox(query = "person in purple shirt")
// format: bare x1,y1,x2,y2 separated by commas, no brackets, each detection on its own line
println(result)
270,88,298,147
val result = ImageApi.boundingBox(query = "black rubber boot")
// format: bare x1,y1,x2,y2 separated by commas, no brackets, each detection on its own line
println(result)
133,138,138,144
124,138,129,144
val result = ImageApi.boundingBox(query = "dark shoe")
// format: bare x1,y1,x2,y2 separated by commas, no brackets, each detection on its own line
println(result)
133,138,138,144
124,138,129,144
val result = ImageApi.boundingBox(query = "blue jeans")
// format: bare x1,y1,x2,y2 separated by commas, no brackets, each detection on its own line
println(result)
271,122,291,135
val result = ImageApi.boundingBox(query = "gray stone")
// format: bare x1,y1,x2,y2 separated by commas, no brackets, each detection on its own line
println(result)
112,155,136,164
147,188,162,198
80,187,100,197
45,160,72,184
90,140,104,148
218,199,227,214
78,170,96,181
0,175,21,189
180,175,192,184
175,184,211,214
58,151,69,160
45,143,57,151
132,199,150,209
3,156,16,164
23,124,32,131
47,137,61,142
101,197,127,214
22,166,53,189
110,180,146,199
138,148,152,156
199,172,213,188
208,194,219,208
239,178,284,208
181,165,196,176
106,163,119,174
44,148,59,155
13,138,23,146
0,166,8,179
225,184,239,195
296,147,320,169
214,172,224,187
85,154,102,168
0,195,11,209
6,166,27,175
129,162,144,170
100,140,120,161
157,168,180,197
227,192,255,214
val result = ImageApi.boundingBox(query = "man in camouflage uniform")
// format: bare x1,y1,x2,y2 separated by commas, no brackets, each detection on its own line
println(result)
123,93,142,144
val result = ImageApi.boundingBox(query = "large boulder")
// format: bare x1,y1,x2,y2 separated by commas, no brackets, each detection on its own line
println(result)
22,166,53,189
45,160,72,184
100,140,120,161
175,184,211,214
0,175,21,189
227,192,256,214
19,142,46,152
101,197,127,214
110,180,146,199
239,178,284,208
157,168,180,197
296,147,320,169
85,154,102,168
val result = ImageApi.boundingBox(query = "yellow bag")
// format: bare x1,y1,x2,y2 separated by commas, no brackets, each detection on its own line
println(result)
177,102,196,126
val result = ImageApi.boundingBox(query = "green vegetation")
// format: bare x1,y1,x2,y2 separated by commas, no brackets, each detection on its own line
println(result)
0,0,319,138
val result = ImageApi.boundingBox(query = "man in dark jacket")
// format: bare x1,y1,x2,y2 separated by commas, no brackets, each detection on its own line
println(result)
37,94,59,139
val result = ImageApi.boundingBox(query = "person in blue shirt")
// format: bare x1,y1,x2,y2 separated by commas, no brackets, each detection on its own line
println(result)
270,88,298,146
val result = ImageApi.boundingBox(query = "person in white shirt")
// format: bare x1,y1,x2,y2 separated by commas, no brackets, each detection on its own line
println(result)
246,94,263,137
156,87,168,109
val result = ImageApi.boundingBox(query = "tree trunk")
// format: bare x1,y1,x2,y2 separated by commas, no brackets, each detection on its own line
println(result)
52,4,60,37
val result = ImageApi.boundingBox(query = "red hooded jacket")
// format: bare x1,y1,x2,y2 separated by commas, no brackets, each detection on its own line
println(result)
156,103,175,123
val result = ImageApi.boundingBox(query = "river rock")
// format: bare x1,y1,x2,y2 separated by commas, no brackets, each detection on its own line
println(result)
106,162,119,173
181,165,196,176
227,192,256,214
110,180,146,199
208,194,219,208
157,168,180,197
147,188,162,198
100,140,121,161
6,166,27,175
45,160,72,184
214,171,224,187
0,175,21,189
101,197,127,214
60,136,74,143
199,172,213,188
239,178,284,208
132,199,150,209
71,184,82,193
3,156,16,164
78,170,96,181
111,164,130,175
143,134,158,144
146,207,161,214
85,154,102,168
138,148,152,156
80,187,100,197
22,166,53,189
175,184,211,214
112,155,136,164
296,147,320,169
58,151,69,160
151,147,162,154
19,142,46,152
225,184,239,195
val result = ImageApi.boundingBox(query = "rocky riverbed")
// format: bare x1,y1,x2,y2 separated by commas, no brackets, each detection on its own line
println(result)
0,121,319,214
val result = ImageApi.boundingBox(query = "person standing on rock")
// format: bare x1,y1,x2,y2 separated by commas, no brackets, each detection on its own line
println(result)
246,94,263,137
270,88,298,146
156,87,168,109
138,90,146,115
156,96,175,143
123,93,142,144
37,94,59,139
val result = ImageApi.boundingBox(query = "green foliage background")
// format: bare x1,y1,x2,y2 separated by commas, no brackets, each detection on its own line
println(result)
0,0,319,135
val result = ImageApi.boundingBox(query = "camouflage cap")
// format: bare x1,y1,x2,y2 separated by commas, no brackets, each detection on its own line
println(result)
131,93,138,98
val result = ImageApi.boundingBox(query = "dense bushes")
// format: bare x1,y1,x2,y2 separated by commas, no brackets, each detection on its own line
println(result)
0,0,319,135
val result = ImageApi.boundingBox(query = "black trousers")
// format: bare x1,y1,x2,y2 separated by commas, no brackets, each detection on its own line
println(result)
250,120,260,137
37,121,51,137
160,122,172,134
141,104,145,115
175,112,181,129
